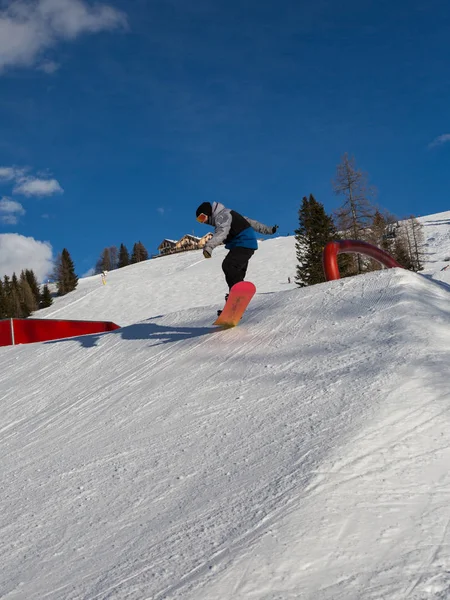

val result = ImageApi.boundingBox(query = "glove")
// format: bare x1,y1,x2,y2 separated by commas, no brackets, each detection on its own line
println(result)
203,248,212,259
272,225,279,234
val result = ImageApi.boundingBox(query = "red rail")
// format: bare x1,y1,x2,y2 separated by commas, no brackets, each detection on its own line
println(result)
0,318,120,347
323,240,403,281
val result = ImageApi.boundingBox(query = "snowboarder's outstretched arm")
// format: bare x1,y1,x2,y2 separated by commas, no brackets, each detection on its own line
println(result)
244,217,278,235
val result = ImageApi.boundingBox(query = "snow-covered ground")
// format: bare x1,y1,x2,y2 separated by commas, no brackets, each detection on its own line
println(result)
420,210,450,285
1,212,450,599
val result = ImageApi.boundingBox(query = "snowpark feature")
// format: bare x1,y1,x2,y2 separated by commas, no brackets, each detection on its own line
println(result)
1,211,450,599
323,239,403,280
0,318,120,346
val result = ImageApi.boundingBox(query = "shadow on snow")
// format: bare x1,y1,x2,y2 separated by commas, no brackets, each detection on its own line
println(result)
44,317,218,349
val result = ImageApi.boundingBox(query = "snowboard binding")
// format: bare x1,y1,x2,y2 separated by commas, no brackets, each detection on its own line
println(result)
217,293,229,317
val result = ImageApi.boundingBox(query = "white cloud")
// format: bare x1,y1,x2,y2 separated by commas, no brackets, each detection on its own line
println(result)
428,134,450,149
0,167,22,181
38,59,59,74
0,197,25,224
0,233,53,281
157,207,165,215
0,166,64,198
0,0,127,73
14,177,63,197
0,167,63,223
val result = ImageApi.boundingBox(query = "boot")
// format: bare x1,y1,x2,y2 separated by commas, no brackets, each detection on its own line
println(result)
217,293,229,317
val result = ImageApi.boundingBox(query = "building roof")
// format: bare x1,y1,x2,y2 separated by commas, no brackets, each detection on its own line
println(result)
178,234,201,241
157,239,177,249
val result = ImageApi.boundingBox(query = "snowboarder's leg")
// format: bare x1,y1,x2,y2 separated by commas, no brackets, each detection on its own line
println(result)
222,248,255,290
218,248,254,316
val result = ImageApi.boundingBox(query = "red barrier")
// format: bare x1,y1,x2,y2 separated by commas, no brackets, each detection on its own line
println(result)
323,240,403,281
0,319,120,346
0,320,13,347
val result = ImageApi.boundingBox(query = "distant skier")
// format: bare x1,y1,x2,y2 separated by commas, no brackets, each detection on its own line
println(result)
195,201,278,294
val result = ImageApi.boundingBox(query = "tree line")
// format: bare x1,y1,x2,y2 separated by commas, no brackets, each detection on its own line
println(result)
0,240,150,319
0,270,53,319
295,153,425,287
0,248,79,319
94,241,149,274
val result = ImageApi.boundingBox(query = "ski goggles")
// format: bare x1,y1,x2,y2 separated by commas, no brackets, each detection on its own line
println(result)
196,213,209,224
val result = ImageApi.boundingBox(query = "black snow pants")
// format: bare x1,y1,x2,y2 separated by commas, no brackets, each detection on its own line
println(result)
222,247,255,290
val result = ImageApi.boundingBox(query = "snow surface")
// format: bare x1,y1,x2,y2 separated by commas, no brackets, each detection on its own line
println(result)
2,213,450,599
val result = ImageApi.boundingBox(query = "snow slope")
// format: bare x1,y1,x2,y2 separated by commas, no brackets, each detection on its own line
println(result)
420,210,450,286
1,215,450,600
38,237,298,327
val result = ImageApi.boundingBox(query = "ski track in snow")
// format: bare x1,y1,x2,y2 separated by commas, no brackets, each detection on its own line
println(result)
1,215,450,599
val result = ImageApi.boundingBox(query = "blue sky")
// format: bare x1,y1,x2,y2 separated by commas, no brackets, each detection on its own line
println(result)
1,0,450,281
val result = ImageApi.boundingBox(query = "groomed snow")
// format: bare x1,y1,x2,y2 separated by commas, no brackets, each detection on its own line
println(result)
1,213,450,599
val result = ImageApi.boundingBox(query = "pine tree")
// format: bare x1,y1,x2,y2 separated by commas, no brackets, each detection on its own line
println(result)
118,243,130,268
39,284,53,309
0,280,6,319
392,236,414,269
10,273,22,317
24,269,41,306
2,276,12,317
130,241,149,264
19,271,37,316
54,248,78,296
333,153,377,274
295,194,338,287
2,275,22,318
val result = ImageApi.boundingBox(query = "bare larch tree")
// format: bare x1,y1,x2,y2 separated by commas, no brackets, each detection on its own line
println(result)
333,153,377,274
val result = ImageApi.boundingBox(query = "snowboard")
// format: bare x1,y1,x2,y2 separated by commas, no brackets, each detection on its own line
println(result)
213,281,256,328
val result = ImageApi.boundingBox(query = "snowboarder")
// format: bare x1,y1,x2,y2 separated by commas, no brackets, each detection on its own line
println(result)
195,201,278,294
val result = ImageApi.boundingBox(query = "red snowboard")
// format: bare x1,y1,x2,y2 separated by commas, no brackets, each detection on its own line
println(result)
213,281,256,328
